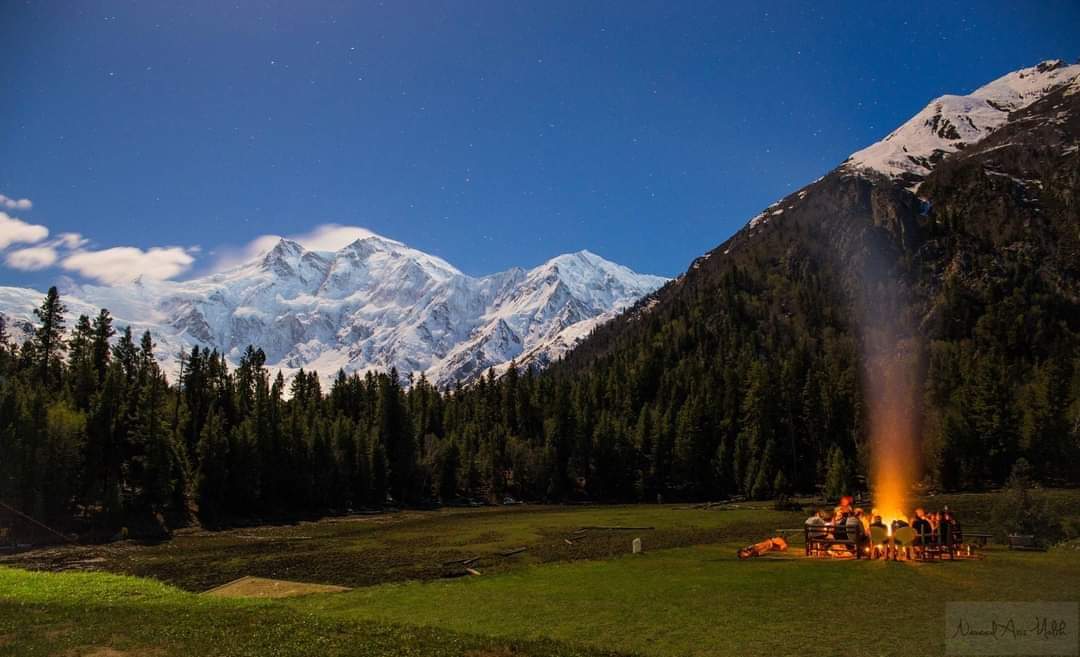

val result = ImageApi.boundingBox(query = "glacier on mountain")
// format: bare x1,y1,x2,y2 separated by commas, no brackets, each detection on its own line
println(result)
0,233,667,387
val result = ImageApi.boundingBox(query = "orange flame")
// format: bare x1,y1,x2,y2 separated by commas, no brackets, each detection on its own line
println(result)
864,337,920,526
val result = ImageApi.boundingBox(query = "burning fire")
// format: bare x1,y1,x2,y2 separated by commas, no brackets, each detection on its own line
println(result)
864,337,920,526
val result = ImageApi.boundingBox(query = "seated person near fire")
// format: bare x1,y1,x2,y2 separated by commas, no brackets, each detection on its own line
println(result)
833,495,854,522
802,500,963,560
912,509,932,543
804,509,829,537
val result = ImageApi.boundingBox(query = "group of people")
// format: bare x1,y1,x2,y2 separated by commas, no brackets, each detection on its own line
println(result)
805,495,963,559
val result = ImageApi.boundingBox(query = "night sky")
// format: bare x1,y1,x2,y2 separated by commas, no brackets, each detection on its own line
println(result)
2,1,1078,287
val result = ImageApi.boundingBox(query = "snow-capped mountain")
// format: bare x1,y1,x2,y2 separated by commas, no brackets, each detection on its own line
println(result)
562,57,1080,403
722,59,1080,243
0,233,667,387
843,59,1080,188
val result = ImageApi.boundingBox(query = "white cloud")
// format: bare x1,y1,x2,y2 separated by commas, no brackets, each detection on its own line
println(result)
210,224,388,272
0,197,199,285
61,246,195,285
241,234,284,259
288,224,384,251
6,246,58,271
56,232,88,249
0,212,49,249
0,194,33,211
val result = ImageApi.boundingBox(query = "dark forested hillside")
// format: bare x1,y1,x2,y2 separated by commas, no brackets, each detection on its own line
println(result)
555,74,1080,495
1,71,1079,537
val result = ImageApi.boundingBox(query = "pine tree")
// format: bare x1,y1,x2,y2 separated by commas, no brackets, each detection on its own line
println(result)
370,438,388,505
823,444,852,500
437,439,460,501
968,355,1018,484
736,361,774,496
67,314,97,409
33,286,66,386
40,400,87,520
84,361,127,521
90,309,115,382
749,438,777,500
376,370,414,503
131,333,180,514
196,410,229,524
112,326,138,383
1020,358,1072,481
0,314,10,368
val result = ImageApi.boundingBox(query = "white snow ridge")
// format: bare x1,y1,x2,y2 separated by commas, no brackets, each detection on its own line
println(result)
844,60,1080,184
0,233,667,387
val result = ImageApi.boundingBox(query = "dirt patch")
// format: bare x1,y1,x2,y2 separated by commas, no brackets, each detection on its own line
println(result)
464,649,525,657
62,647,164,657
202,575,350,598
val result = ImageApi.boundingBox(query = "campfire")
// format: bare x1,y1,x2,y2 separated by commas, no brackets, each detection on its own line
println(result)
798,495,969,561
738,326,962,562
739,495,972,562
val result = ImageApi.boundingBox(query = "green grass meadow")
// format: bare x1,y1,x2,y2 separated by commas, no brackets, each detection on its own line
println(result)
3,492,1079,657
294,543,1080,657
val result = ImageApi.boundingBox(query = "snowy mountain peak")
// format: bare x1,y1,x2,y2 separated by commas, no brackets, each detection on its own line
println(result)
843,59,1080,185
260,238,306,270
0,229,667,387
538,250,668,307
970,59,1079,110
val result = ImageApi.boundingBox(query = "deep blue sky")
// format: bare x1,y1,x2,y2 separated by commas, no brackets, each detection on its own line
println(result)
2,1,1078,287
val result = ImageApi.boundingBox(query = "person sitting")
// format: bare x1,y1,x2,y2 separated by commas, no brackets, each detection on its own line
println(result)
941,508,961,556
805,509,828,555
912,508,932,558
833,495,854,523
854,508,870,534
944,506,962,544
817,508,832,530
839,495,854,513
833,508,857,542
938,511,954,558
888,517,911,560
844,513,864,556
869,515,887,559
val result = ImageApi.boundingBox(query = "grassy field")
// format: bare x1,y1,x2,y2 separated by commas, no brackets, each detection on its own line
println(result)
0,504,800,591
0,567,624,657
294,542,1080,657
3,491,1079,657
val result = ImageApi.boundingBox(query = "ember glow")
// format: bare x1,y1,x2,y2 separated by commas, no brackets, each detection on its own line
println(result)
864,336,921,525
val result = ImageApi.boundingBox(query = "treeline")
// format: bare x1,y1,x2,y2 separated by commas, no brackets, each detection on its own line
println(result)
554,255,1080,500
1,276,1077,534
0,288,428,532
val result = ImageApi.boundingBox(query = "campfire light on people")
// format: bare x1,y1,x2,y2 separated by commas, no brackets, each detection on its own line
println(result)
797,496,967,561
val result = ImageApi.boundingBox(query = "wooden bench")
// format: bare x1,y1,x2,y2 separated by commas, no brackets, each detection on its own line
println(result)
805,523,863,558
1007,534,1043,551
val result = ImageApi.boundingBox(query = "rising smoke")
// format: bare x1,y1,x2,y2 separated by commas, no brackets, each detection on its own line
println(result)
848,193,924,521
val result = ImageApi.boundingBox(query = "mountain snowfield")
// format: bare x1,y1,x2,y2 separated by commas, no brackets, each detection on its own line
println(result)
0,234,667,387
728,59,1080,241
843,59,1080,187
